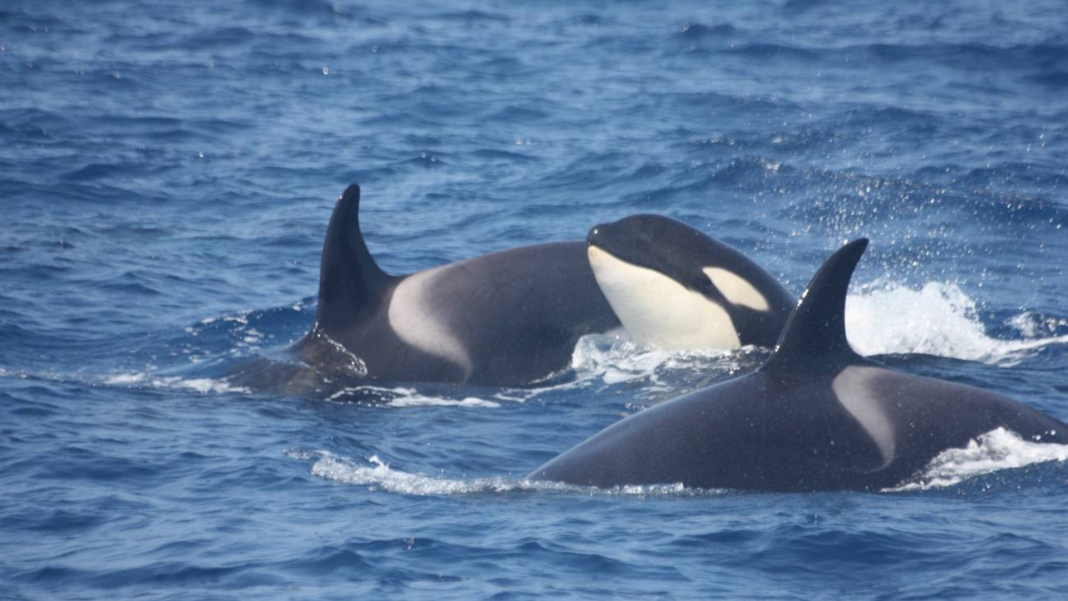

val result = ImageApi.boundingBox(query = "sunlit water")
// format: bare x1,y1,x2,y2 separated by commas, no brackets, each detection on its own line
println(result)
3,0,1068,599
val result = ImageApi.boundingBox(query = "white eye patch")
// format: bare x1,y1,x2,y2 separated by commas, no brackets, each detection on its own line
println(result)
702,267,770,312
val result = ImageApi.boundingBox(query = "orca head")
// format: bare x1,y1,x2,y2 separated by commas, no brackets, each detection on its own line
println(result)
586,215,778,350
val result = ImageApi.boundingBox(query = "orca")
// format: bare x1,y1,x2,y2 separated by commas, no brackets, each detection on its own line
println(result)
586,215,793,350
297,184,621,386
529,239,1068,491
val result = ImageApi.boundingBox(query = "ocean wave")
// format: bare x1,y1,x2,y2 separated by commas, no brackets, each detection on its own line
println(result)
675,22,740,40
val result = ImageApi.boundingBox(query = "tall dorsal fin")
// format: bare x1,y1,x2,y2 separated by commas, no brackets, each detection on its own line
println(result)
764,239,868,370
315,184,390,334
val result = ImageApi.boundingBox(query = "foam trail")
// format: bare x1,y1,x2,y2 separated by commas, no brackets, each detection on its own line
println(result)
290,450,716,497
891,428,1068,491
846,282,1068,365
326,385,500,408
104,373,249,394
303,451,515,495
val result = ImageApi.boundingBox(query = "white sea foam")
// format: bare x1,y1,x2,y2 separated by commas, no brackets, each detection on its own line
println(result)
299,451,518,494
223,313,250,325
327,386,500,408
569,333,757,390
103,373,144,385
103,372,249,394
291,450,715,497
1008,312,1068,339
891,428,1068,491
846,282,1068,365
388,395,500,408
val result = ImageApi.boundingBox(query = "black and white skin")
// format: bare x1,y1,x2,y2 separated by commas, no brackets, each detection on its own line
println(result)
531,239,1068,492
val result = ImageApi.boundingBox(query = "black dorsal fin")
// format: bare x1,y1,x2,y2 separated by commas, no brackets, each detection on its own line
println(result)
315,184,390,334
764,239,868,370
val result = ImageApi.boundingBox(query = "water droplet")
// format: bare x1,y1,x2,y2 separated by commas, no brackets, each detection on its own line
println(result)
371,44,378,53
322,66,329,75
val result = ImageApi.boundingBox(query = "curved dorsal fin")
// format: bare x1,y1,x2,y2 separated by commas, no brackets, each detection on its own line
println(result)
315,184,390,333
764,239,868,370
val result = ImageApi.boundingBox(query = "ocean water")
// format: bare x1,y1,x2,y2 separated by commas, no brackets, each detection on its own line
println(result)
3,0,1068,598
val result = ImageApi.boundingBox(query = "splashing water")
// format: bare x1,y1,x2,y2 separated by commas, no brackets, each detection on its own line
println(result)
570,333,767,388
892,428,1068,491
847,282,1068,365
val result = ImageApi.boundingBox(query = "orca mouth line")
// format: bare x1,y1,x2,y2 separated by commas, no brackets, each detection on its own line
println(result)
585,245,649,283
585,242,634,267
586,226,612,251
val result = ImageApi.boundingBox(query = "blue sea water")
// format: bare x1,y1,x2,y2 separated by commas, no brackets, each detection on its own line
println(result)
3,0,1068,598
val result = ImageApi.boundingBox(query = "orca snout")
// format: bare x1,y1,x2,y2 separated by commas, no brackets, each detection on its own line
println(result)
587,224,606,248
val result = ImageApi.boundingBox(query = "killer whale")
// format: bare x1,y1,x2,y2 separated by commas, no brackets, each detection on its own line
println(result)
297,184,621,386
530,239,1068,491
586,215,793,350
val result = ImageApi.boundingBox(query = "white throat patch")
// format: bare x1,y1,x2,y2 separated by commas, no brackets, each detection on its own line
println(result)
587,246,741,350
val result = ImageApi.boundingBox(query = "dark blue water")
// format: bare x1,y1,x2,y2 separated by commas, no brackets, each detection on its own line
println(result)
4,0,1068,598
